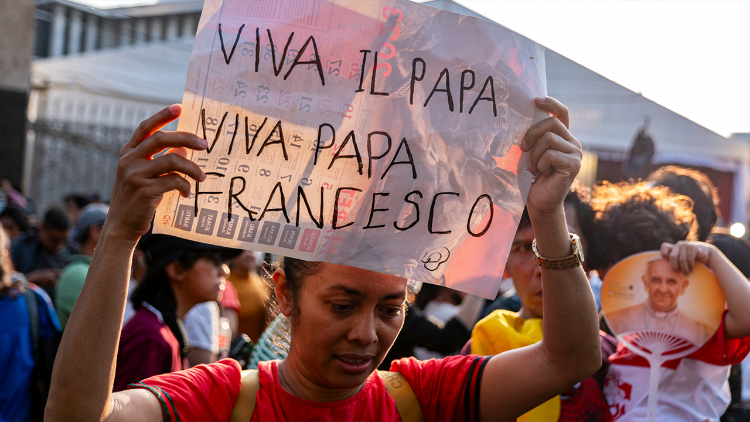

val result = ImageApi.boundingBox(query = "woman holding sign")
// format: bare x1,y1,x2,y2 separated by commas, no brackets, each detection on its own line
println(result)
45,98,602,421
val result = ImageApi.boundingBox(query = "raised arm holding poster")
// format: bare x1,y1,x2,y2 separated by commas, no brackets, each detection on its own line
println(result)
153,0,547,298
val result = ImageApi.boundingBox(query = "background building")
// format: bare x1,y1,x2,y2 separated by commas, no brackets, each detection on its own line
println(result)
33,0,202,59
20,0,750,227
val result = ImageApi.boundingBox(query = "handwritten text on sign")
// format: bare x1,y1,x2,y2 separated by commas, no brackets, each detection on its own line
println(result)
153,0,547,298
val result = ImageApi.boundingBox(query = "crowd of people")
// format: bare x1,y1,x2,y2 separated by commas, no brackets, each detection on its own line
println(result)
2,100,750,421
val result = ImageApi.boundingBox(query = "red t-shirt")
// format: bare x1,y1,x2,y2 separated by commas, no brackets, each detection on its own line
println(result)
115,306,182,392
128,355,492,421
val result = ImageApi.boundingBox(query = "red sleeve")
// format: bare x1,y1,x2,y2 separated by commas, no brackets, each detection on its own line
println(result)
128,359,242,422
690,310,750,366
221,281,241,315
390,355,492,421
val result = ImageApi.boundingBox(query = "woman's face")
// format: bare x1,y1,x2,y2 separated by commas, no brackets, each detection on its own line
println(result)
181,255,228,303
280,263,408,389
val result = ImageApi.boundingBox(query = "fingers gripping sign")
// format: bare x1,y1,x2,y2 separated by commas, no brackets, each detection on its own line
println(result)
520,97,583,215
108,105,208,242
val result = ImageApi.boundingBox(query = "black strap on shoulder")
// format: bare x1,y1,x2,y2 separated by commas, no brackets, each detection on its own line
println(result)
23,286,40,358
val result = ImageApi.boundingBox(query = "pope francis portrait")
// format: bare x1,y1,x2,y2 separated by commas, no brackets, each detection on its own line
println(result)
607,257,715,345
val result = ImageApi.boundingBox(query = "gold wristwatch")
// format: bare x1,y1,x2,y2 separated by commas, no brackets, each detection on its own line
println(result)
532,233,584,270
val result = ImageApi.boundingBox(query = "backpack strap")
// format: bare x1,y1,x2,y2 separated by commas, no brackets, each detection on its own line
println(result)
231,369,260,422
230,369,424,422
22,286,40,359
379,370,424,422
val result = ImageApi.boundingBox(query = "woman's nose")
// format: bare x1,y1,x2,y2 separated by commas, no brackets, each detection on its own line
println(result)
347,311,378,346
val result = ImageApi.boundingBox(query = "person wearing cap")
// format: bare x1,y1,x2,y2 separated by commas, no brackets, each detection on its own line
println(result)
55,204,109,329
113,234,240,391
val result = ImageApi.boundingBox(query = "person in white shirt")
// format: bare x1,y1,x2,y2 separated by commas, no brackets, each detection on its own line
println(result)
589,181,750,421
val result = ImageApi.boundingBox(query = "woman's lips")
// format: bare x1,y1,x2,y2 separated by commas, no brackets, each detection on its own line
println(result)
334,355,374,374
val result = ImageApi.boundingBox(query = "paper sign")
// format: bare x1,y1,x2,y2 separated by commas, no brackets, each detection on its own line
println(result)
153,0,547,298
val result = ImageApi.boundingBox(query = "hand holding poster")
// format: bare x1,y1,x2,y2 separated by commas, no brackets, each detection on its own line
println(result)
153,0,547,298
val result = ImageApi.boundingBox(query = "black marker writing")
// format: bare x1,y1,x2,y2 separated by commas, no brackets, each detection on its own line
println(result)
428,192,459,234
314,123,335,165
424,68,454,111
258,182,289,223
284,35,325,86
218,23,245,65
328,131,363,175
394,190,422,231
296,186,324,229
367,131,391,179
364,192,390,229
381,138,416,180
409,58,426,105
460,70,475,113
467,194,493,237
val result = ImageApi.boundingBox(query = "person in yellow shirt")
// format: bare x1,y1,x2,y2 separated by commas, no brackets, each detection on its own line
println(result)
472,207,613,422
227,250,269,342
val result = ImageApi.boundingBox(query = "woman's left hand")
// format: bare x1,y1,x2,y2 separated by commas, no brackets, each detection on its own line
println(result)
521,97,582,217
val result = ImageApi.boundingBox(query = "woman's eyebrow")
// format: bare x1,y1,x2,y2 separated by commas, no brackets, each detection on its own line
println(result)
327,284,366,298
325,285,405,301
381,292,406,301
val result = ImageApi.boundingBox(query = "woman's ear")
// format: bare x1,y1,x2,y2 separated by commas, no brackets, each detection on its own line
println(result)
165,261,184,282
273,268,293,317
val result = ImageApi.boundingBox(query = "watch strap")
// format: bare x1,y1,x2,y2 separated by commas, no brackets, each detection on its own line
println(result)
532,234,583,270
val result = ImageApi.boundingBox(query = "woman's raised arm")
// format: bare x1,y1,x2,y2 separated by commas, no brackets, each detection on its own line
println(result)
478,97,602,420
45,105,208,422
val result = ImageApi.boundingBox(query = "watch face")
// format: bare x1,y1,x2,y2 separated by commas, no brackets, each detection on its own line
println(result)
575,238,585,261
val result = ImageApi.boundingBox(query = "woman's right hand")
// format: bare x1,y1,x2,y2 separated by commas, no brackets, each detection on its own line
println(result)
106,104,207,242
660,240,713,274
46,105,205,422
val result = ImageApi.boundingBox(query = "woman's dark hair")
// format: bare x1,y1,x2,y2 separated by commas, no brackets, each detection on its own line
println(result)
281,258,323,321
271,257,414,330
130,252,206,358
648,166,719,242
564,180,600,269
591,181,697,270
279,256,417,309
